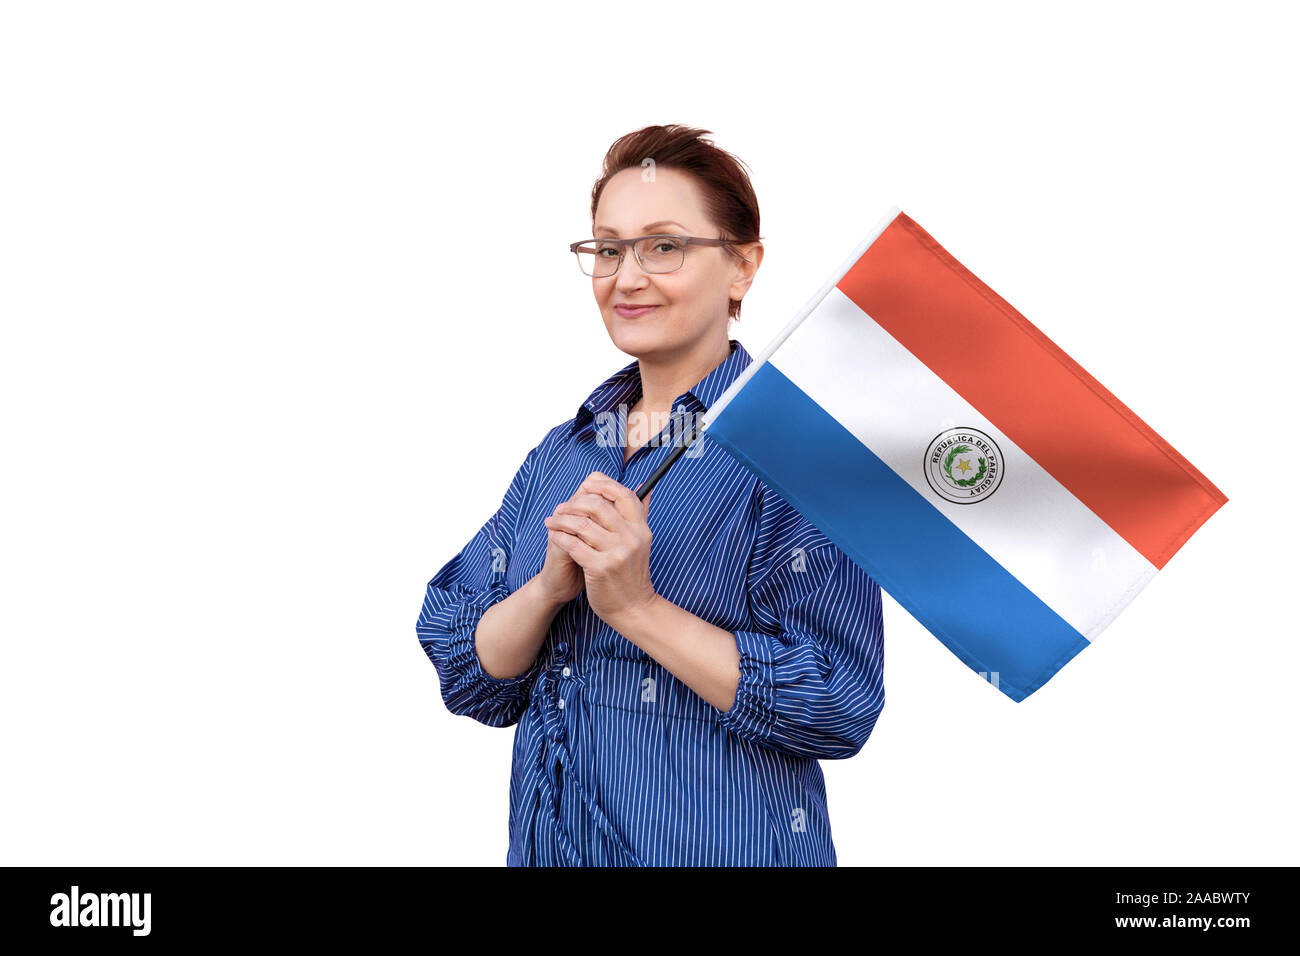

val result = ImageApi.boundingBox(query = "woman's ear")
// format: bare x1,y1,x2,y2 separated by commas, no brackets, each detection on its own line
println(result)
728,242,762,305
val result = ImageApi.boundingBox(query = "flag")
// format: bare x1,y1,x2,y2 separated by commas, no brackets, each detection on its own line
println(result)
701,207,1228,702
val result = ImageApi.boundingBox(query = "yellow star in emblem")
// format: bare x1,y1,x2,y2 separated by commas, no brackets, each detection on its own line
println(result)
956,457,973,474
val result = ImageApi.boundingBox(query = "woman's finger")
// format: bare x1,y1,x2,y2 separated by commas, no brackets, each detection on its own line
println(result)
556,491,625,534
547,528,597,567
578,473,646,524
544,510,615,551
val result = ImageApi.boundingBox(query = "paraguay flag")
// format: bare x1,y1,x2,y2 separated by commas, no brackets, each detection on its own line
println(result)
701,208,1228,702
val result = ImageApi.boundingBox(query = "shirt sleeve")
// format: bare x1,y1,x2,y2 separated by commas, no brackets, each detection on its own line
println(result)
415,441,545,728
713,487,886,760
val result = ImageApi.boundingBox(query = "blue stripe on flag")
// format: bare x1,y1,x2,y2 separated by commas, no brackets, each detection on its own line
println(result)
706,362,1090,702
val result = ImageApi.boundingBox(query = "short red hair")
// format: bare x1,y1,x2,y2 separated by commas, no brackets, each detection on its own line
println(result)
590,125,762,320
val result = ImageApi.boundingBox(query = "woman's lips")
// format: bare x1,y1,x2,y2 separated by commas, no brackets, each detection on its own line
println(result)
615,304,659,318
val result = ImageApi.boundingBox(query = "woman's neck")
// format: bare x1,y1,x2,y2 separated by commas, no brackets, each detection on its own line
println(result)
635,337,732,413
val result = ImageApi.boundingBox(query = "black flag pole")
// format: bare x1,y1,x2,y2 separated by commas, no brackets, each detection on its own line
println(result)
634,412,700,501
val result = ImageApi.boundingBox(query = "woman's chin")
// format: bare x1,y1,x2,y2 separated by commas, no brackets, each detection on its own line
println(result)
610,324,668,353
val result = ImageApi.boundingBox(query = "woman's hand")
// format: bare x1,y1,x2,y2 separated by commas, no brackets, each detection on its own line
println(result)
534,500,587,607
543,471,657,626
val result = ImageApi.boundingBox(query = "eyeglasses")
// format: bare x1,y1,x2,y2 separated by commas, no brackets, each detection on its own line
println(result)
569,234,742,278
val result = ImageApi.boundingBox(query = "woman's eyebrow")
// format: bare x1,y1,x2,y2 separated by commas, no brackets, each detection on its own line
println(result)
594,220,689,236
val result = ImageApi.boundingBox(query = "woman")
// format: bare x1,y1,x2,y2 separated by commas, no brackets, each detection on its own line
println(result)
416,124,885,866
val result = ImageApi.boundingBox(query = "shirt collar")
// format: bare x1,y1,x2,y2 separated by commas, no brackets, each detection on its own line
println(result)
569,338,752,437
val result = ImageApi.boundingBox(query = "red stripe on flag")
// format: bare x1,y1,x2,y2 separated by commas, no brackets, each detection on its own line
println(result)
836,212,1227,570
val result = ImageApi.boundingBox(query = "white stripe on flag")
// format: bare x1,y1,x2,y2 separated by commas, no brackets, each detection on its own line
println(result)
766,287,1157,641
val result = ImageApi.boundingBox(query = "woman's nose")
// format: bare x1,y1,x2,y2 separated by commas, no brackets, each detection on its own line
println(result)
614,248,650,287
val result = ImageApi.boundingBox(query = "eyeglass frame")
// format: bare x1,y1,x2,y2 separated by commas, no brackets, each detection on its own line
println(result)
568,234,746,277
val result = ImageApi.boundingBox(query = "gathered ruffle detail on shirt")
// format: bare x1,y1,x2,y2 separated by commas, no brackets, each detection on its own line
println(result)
418,578,540,727
715,627,779,742
439,580,533,688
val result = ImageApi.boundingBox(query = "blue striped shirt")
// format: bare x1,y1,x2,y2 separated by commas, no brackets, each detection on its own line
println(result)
416,338,885,866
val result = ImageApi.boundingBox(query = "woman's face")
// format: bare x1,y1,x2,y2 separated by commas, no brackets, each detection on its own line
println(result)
590,166,760,362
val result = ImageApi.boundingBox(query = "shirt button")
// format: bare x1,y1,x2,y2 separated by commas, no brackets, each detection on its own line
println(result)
561,666,571,677
557,698,565,710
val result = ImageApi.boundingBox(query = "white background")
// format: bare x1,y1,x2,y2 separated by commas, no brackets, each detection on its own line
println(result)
2,1,1294,866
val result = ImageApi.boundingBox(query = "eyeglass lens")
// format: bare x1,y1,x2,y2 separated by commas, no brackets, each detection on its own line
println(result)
574,236,686,277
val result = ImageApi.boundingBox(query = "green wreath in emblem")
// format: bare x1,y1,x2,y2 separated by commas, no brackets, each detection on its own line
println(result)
943,443,987,487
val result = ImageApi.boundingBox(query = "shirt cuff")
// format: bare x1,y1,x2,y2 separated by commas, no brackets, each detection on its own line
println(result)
714,628,779,742
443,580,535,689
